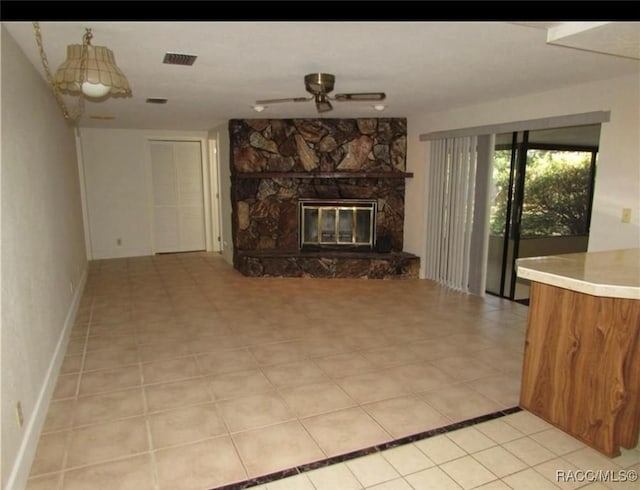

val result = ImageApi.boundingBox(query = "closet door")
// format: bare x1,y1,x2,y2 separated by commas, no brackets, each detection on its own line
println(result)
151,141,205,253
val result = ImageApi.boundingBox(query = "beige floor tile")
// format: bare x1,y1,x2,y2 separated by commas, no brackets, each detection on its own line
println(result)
315,352,377,379
141,356,199,384
144,377,212,413
66,416,148,468
29,431,68,476
533,457,586,490
612,447,640,468
262,359,329,388
218,392,294,432
529,428,587,455
264,473,315,490
59,355,83,375
52,374,79,400
82,345,139,372
414,434,466,464
305,463,363,490
475,419,526,444
441,455,498,489
233,421,325,478
249,340,308,366
380,444,436,475
446,427,497,453
365,477,413,490
502,410,553,435
65,338,87,356
421,384,502,422
562,447,624,472
73,388,144,426
408,338,468,361
195,348,258,375
429,356,501,382
388,361,458,393
155,436,247,490
148,402,226,449
138,340,193,363
363,395,450,439
346,453,400,487
42,399,75,433
338,370,409,404
78,365,142,396
471,347,524,375
85,334,138,353
188,334,246,354
300,338,352,359
474,481,512,489
465,374,521,408
503,437,557,466
302,407,391,457
279,381,356,418
405,466,463,490
28,255,540,490
25,473,62,490
208,368,274,400
61,454,154,490
359,345,421,369
473,445,529,478
503,467,564,489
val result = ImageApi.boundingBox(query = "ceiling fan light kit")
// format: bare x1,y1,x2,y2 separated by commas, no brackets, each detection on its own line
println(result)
256,72,386,114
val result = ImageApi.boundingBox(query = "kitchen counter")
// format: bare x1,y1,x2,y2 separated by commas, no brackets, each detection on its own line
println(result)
516,248,640,299
516,248,640,457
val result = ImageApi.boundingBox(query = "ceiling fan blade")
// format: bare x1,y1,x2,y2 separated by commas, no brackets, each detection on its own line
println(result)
334,92,386,102
255,96,312,105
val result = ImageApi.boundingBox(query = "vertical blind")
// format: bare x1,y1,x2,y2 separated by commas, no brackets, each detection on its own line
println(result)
425,136,478,292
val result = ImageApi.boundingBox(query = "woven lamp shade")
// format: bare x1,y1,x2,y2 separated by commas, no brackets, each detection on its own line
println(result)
54,44,132,97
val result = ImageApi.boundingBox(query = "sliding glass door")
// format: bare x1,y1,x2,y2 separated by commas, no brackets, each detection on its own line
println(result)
486,125,599,301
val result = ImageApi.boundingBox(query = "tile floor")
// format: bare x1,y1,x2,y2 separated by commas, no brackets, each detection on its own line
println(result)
25,253,638,489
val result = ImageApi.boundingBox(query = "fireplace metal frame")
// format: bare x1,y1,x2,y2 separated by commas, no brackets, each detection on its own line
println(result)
298,198,377,251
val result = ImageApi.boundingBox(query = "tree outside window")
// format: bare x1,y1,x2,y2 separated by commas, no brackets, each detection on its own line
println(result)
491,149,595,237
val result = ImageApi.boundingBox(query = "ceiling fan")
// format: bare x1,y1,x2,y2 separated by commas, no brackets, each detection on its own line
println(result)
255,73,386,113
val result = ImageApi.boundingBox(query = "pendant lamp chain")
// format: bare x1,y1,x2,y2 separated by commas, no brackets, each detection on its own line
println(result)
33,21,85,122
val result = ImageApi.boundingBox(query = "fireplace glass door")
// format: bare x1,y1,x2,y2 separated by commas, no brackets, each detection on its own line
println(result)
299,199,376,250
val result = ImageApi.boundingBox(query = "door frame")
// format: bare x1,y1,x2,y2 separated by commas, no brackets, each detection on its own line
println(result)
145,136,220,254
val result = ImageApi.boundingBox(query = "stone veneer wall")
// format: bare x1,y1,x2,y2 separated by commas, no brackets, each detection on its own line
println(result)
229,118,417,277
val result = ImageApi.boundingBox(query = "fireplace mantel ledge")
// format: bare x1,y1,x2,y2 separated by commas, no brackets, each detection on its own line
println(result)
234,171,413,179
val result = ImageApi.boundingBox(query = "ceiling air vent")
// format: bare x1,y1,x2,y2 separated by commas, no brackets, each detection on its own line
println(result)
163,52,197,66
146,98,168,104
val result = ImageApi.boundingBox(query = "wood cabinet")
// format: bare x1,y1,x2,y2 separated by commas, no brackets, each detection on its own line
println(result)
517,250,640,457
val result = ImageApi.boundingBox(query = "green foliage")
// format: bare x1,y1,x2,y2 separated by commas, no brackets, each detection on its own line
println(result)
490,149,593,237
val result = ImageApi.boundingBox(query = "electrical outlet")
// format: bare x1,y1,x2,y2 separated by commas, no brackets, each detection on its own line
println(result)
621,208,632,223
16,402,24,428
116,238,122,246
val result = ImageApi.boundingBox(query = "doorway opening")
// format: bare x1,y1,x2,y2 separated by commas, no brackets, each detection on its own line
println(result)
485,124,600,301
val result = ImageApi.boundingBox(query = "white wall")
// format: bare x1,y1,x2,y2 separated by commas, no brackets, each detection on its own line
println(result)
405,73,640,277
209,123,233,266
1,26,87,489
79,128,210,259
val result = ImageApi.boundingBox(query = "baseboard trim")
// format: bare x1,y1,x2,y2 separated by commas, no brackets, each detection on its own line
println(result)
5,266,88,490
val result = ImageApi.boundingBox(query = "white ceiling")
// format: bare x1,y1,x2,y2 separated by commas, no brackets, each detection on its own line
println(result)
3,21,639,131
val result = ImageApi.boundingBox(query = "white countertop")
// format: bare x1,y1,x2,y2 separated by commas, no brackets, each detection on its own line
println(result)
516,248,640,300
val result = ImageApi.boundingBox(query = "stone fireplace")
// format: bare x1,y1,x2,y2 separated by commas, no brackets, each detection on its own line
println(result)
230,118,419,278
